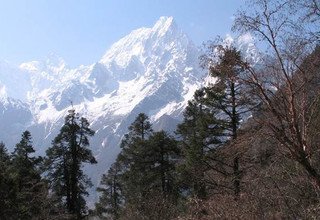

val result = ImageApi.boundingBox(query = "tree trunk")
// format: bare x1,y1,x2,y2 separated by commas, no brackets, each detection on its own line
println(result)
231,81,240,199
233,156,240,199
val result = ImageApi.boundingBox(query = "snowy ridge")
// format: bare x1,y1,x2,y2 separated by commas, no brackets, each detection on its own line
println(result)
0,17,205,202
0,16,257,202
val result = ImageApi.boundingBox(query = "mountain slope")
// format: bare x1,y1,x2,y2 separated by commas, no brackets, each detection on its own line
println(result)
0,17,204,202
0,16,256,203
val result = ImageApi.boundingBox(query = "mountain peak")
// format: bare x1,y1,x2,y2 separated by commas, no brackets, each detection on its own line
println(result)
156,16,174,24
45,52,66,67
152,16,176,32
99,16,188,67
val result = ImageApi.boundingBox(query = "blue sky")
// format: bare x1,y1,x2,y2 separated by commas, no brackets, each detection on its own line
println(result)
0,0,243,67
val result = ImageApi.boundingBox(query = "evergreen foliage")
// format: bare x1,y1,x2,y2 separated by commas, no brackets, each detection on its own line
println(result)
202,45,253,197
0,131,50,220
96,113,180,219
96,162,122,219
45,109,97,219
0,142,16,219
176,89,224,199
146,131,179,196
1,1,320,219
10,131,46,219
117,113,153,203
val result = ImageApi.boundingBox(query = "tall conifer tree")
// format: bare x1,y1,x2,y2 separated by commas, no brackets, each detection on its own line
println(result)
177,89,224,199
201,45,253,197
45,109,97,219
11,131,45,219
96,113,180,219
96,161,122,219
0,142,16,219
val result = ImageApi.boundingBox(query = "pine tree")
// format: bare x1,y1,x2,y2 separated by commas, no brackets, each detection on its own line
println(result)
201,45,253,198
0,142,16,219
116,113,153,204
127,113,153,141
45,109,97,219
97,113,180,219
95,114,153,219
96,161,122,219
177,89,224,199
146,131,179,196
10,131,46,219
202,45,251,139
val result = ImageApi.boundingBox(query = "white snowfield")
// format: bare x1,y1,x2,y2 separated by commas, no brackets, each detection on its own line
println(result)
0,16,256,203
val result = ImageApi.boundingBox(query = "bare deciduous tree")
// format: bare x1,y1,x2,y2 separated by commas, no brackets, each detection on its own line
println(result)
232,0,320,188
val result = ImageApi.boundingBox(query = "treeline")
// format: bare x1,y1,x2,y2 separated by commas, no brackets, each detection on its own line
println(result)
0,109,97,219
94,0,320,219
1,0,320,219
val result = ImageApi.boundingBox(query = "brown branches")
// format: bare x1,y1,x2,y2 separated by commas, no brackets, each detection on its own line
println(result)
233,0,320,188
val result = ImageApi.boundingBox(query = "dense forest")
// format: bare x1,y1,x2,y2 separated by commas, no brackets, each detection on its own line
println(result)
0,109,97,219
1,0,320,219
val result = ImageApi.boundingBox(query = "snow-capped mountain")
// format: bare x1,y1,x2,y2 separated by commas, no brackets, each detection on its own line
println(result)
0,16,204,201
0,16,256,202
